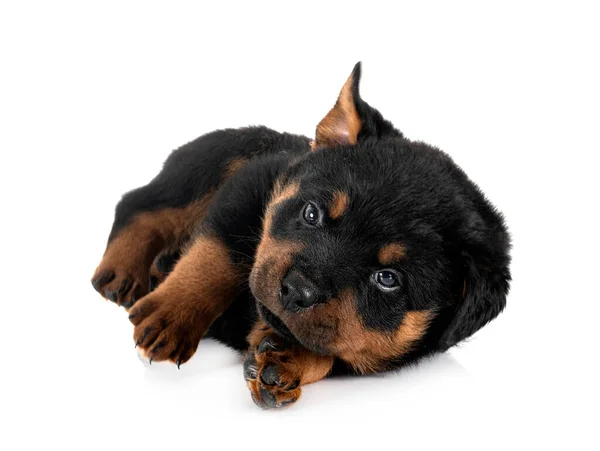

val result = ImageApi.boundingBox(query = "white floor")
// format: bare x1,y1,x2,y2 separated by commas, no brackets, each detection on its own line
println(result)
1,2,599,450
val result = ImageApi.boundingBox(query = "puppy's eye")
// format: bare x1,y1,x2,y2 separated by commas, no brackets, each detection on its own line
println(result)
374,270,401,290
302,202,320,225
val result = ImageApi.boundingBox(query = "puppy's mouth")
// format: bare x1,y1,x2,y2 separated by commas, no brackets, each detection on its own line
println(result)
257,302,298,343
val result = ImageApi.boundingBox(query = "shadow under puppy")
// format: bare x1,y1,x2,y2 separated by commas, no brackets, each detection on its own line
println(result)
91,62,511,409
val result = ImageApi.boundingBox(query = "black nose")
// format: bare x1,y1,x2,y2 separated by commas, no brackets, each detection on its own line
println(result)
280,270,321,312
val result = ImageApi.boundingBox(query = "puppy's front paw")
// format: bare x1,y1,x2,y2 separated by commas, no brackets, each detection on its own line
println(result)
91,262,149,309
128,291,206,366
244,333,302,409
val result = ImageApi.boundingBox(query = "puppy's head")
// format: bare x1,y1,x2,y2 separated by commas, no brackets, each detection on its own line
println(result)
249,63,510,373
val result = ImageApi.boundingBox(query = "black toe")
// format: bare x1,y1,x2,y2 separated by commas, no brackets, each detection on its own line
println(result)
251,392,266,408
121,295,136,309
91,272,115,291
260,364,281,387
259,385,278,409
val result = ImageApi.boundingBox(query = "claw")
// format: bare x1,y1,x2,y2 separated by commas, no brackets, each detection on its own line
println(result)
177,359,181,370
258,335,280,354
244,353,258,381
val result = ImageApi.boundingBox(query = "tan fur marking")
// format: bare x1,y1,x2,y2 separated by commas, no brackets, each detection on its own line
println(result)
260,180,299,238
333,290,433,374
291,347,335,385
159,236,239,315
378,243,407,265
315,71,362,148
92,194,214,304
224,158,247,180
249,180,305,331
106,196,213,265
329,191,349,219
271,180,300,206
129,235,241,364
247,320,274,349
251,234,303,305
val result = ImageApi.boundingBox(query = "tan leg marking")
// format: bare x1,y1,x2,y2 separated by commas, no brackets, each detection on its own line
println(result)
91,195,213,307
128,235,240,365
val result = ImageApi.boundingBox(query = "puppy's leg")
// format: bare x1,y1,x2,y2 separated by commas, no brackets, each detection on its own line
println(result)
244,321,334,409
127,148,295,364
127,233,242,365
91,193,211,308
90,127,306,308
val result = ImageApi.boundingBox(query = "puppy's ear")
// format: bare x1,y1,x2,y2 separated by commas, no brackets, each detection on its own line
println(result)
314,62,401,149
438,240,511,351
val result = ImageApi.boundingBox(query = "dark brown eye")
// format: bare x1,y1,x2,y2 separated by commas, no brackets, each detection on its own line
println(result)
302,202,320,225
374,270,401,290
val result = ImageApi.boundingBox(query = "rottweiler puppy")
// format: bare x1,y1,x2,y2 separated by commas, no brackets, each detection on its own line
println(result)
91,63,511,409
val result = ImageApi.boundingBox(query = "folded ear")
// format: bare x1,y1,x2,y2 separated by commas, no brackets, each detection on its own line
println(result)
314,62,401,149
438,243,511,351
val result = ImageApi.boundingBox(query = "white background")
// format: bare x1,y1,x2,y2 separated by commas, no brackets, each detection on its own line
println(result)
1,1,599,450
